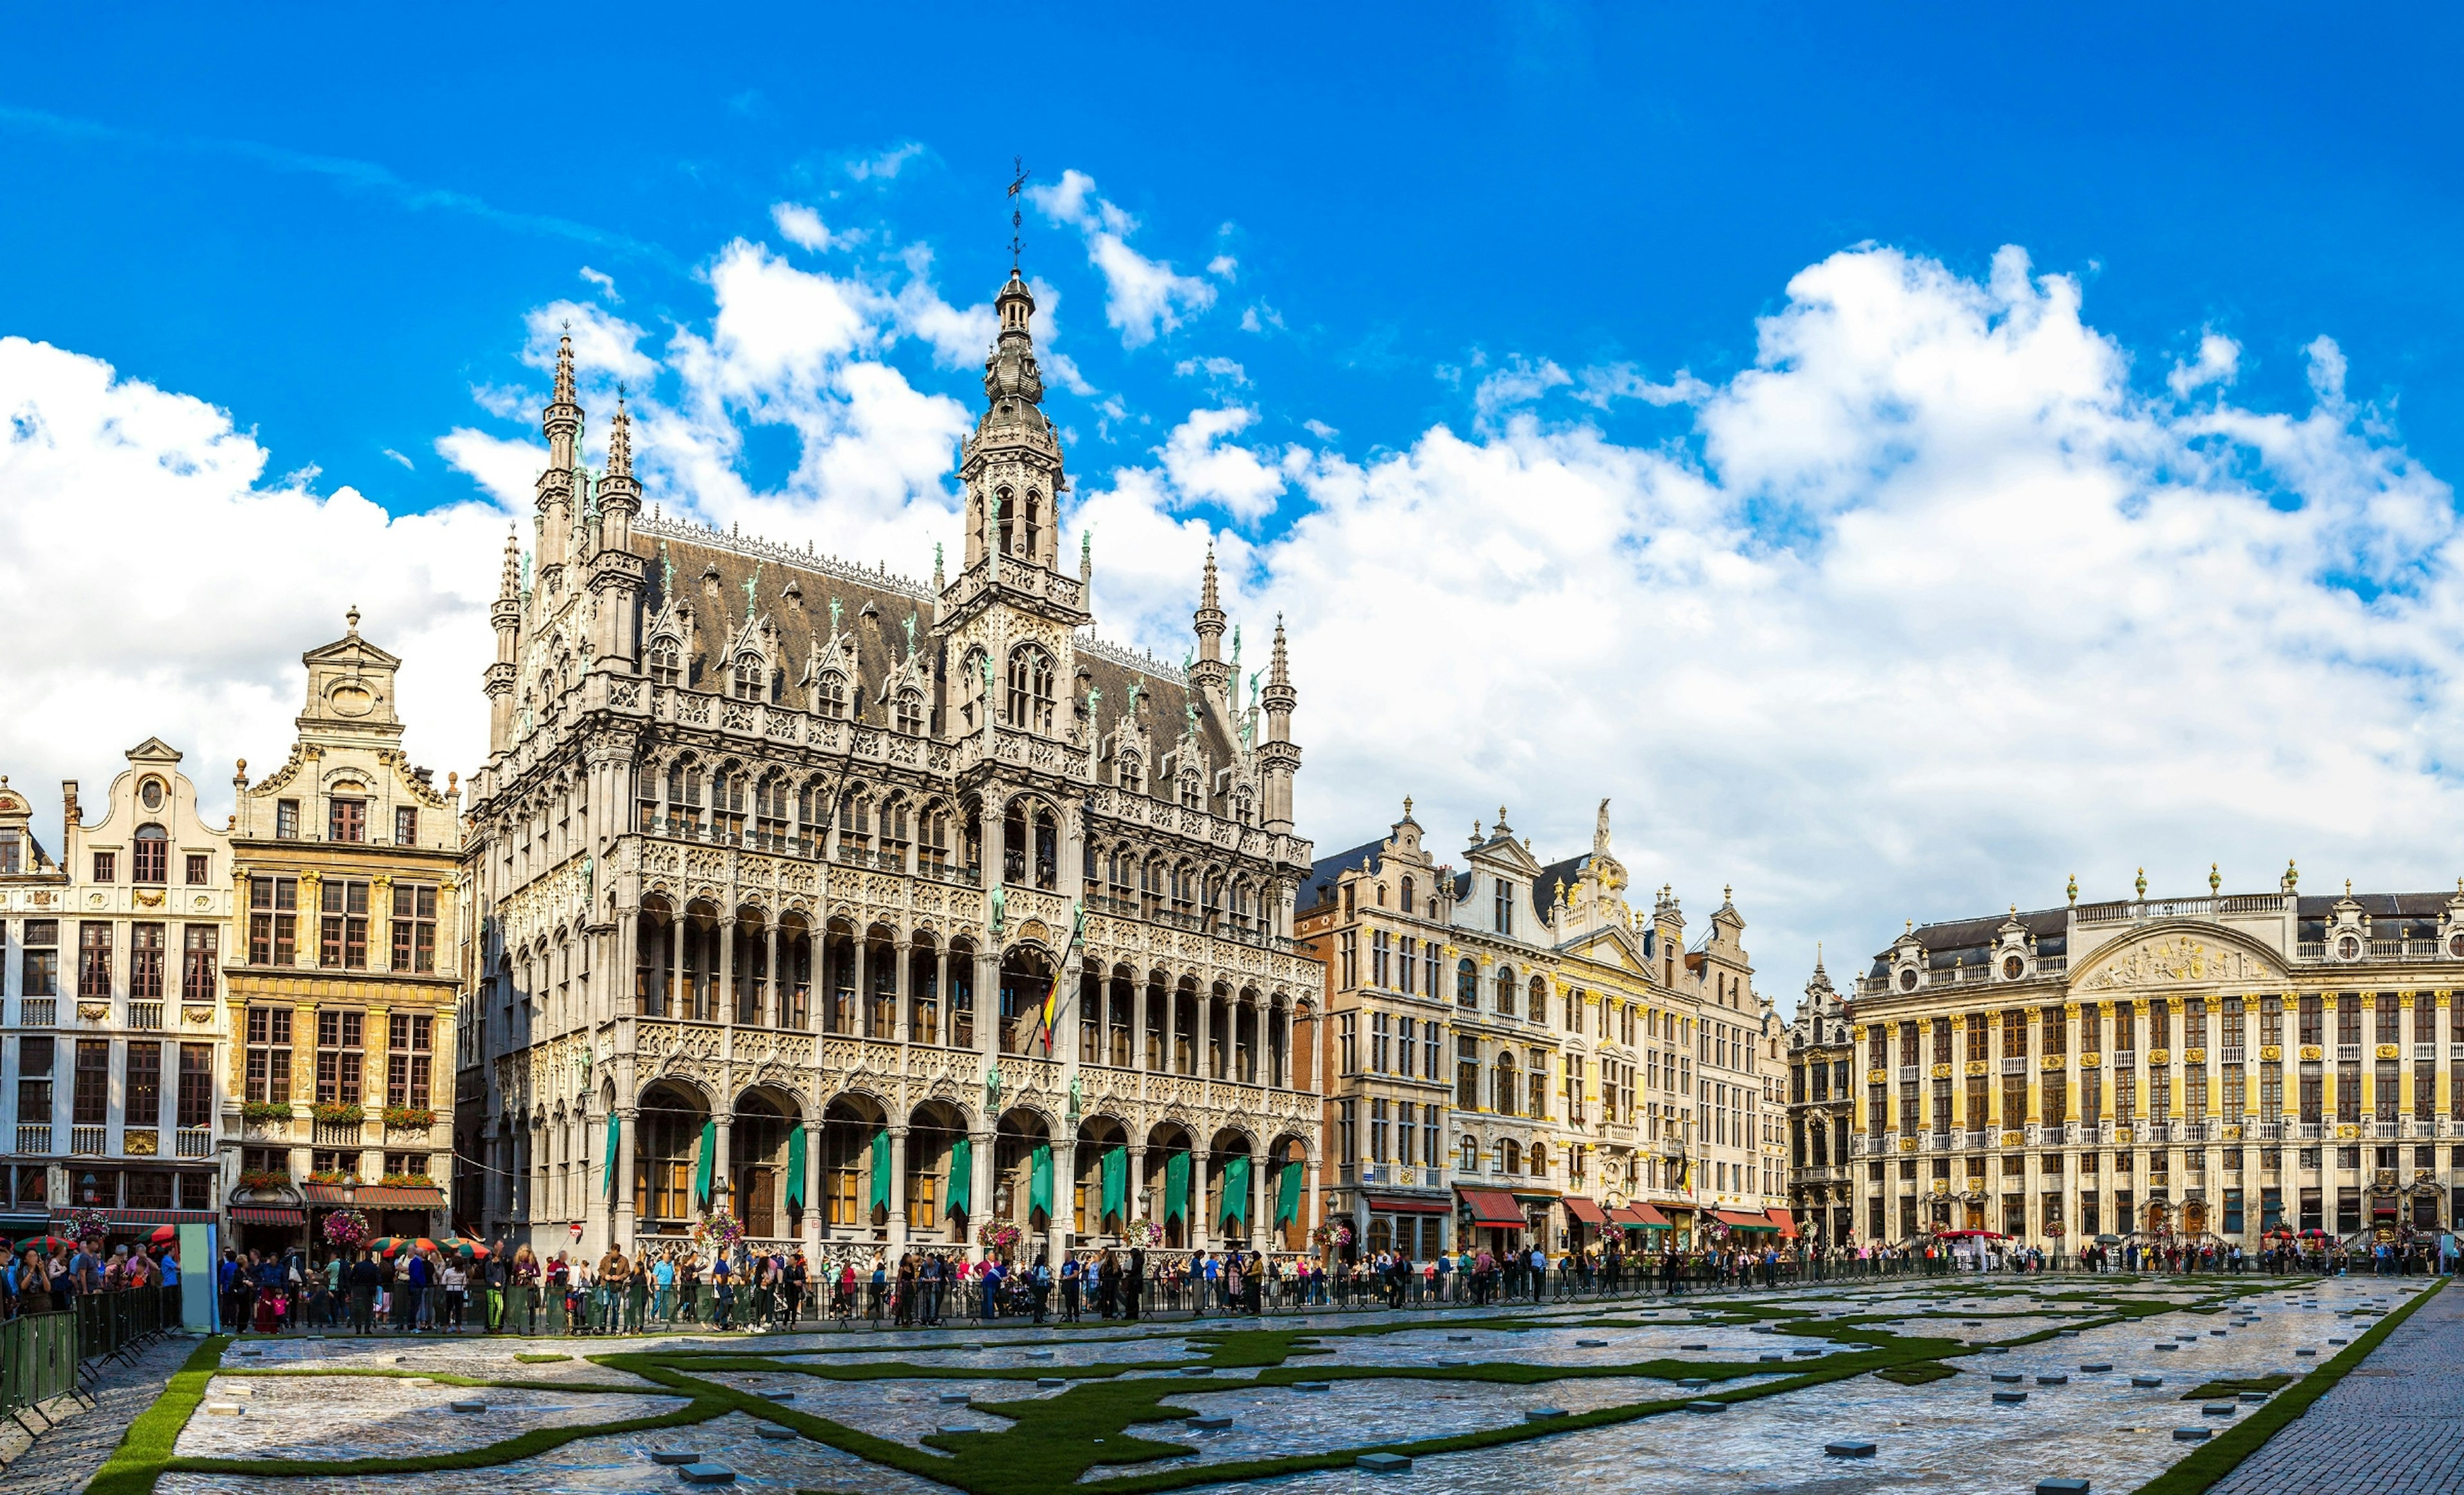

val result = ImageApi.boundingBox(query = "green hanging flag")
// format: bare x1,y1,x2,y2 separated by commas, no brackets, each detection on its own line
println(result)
1275,1159,1301,1226
1165,1150,1190,1224
869,1130,891,1215
947,1134,973,1217
785,1125,807,1209
1029,1143,1054,1220
693,1118,717,1209
604,1113,621,1202
1100,1145,1128,1223
1220,1154,1251,1225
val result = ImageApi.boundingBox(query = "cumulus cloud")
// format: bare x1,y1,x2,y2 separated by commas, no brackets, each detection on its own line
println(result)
846,142,926,182
1029,169,1216,346
2168,331,2241,398
769,202,837,253
1156,406,1290,521
0,337,504,834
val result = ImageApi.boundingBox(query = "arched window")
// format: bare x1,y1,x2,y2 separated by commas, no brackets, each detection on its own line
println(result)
895,689,925,737
1528,974,1548,1026
1500,1138,1521,1174
1528,1141,1548,1178
1023,489,1041,557
1494,965,1517,1017
1006,645,1055,733
995,487,1016,555
1178,774,1200,811
754,774,791,848
917,800,952,875
1493,1050,1518,1115
880,795,912,867
1456,958,1478,1009
648,642,681,687
1232,789,1253,825
732,655,766,702
667,758,703,830
1118,755,1143,794
796,776,829,839
1527,1053,1548,1117
841,789,871,850
816,672,848,720
132,824,169,885
711,765,747,842
1399,876,1415,914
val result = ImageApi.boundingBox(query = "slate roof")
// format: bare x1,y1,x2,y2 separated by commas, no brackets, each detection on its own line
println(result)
1299,837,1394,915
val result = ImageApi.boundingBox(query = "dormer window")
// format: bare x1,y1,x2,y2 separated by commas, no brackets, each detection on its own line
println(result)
895,689,925,737
648,644,681,687
1179,776,1199,811
1005,644,1055,733
1493,877,1514,935
1119,755,1143,795
817,672,848,720
732,656,766,703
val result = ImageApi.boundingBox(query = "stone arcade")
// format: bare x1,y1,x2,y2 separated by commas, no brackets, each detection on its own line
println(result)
458,266,1323,1264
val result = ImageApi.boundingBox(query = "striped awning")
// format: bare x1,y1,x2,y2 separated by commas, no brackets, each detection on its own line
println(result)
1561,1196,1609,1226
1713,1209,1777,1231
1609,1201,1671,1229
230,1208,305,1226
302,1184,445,1208
53,1209,215,1227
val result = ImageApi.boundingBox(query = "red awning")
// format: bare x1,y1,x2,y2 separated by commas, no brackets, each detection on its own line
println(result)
1363,1194,1453,1215
1609,1201,1672,1229
1764,1208,1798,1239
230,1208,305,1226
1562,1196,1609,1226
1458,1188,1527,1227
52,1209,216,1227
1713,1209,1777,1230
302,1184,445,1208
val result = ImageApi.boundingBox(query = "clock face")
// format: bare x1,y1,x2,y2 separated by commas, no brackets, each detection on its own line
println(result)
2002,955,2024,980
1898,969,1917,992
2449,934,2464,959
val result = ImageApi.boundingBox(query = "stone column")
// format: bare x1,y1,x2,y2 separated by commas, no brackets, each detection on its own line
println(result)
1305,1149,1322,1255
968,1127,995,1263
932,946,949,1046
1191,1149,1211,1249
713,1111,734,1218
977,948,1001,1064
800,1118,825,1258
1246,1149,1263,1250
668,917,685,1018
1126,1144,1147,1228
894,938,913,1045
1049,1138,1075,1266
717,918,737,1029
889,1126,910,1248
614,1103,638,1251
764,921,780,1028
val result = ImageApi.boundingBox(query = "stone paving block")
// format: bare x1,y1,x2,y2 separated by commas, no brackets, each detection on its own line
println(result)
2037,1374,2069,1386
649,1451,701,1465
2173,1427,2211,1442
1993,1390,2028,1404
1356,1452,1412,1472
2035,1480,2090,1495
1686,1400,1727,1414
755,1426,797,1440
1526,1407,1568,1421
2081,1362,2113,1372
1826,1440,1877,1458
678,1462,736,1483
1188,1414,1235,1430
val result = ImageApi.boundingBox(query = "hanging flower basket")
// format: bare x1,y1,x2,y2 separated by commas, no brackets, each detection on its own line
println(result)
323,1209,372,1250
693,1209,744,1252
311,1102,365,1127
2043,1222,2067,1238
239,1100,293,1125
381,1106,435,1131
237,1168,291,1192
980,1221,1023,1256
64,1206,114,1241
1309,1220,1351,1249
375,1172,433,1188
1129,1218,1166,1248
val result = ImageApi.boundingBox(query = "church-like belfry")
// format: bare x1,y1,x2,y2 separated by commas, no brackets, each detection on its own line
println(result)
460,260,1321,1267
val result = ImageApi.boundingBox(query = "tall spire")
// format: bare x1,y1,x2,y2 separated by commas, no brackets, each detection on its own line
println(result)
1192,545,1229,697
498,525,522,601
606,393,633,479
1257,613,1301,833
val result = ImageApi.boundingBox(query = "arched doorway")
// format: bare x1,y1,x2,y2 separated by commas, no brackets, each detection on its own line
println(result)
999,946,1056,1055
1075,1115,1130,1240
730,1088,802,1242
991,1107,1052,1258
1208,1127,1255,1249
632,1081,710,1238
821,1093,889,1241
906,1100,969,1242
1265,1133,1310,1252
1144,1122,1194,1249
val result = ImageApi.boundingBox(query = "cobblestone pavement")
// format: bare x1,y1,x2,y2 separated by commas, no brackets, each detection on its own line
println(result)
2212,1278,2463,1495
0,1334,196,1495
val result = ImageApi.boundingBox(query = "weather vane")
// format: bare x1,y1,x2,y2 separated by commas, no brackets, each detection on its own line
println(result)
1006,156,1031,268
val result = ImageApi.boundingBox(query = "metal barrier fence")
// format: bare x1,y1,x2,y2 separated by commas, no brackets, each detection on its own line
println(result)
0,1312,78,1421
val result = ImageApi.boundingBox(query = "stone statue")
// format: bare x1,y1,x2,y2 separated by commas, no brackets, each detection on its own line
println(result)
581,853,595,907
990,884,1007,937
985,1064,1004,1113
1068,1072,1082,1120
742,562,762,623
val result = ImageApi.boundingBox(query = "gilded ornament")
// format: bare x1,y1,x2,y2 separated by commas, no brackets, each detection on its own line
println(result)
2259,1045,2282,1061
2375,1043,2401,1060
2300,1044,2323,1062
2078,1052,2103,1068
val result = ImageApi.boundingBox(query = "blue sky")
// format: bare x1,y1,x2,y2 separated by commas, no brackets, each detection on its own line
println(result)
8,3,2464,992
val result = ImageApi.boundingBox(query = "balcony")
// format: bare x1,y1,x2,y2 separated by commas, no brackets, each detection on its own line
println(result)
2337,1044,2363,1063
313,1120,366,1148
175,1127,212,1158
70,1125,106,1156
1999,1056,2030,1075
2112,1051,2136,1070
128,1001,163,1031
18,998,55,1027
15,1123,52,1154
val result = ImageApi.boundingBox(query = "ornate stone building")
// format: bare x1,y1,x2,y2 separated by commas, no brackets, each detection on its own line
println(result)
1,773,72,1236
1784,953,1854,1247
459,266,1321,1266
1,743,231,1237
1299,799,1785,1256
223,616,465,1249
1851,869,2464,1250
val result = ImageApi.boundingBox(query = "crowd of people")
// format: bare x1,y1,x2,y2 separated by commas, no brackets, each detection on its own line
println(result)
0,1236,181,1319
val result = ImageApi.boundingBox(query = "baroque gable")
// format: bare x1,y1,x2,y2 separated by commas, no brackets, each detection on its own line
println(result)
2068,924,2286,993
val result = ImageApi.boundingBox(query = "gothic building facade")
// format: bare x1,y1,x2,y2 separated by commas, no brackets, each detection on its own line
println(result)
1784,953,1854,1247
459,268,1322,1265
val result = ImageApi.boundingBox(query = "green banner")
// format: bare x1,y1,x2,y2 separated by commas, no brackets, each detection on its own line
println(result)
1029,1143,1053,1220
1165,1150,1189,1224
948,1134,973,1217
1275,1159,1301,1226
1100,1145,1127,1222
604,1113,620,1201
693,1118,716,1208
1220,1153,1251,1225
785,1124,806,1209
868,1130,891,1214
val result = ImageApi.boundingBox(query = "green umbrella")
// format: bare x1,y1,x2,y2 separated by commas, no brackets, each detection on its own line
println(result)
13,1234,73,1254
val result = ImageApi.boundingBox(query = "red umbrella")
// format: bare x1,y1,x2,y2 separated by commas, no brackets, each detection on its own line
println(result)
150,1224,178,1245
411,1237,441,1255
13,1234,73,1253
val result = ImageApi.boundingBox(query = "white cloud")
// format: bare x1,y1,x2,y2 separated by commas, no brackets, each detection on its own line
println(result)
1303,418,1339,441
578,265,620,302
0,336,506,836
2168,331,2241,398
1471,355,1571,428
1174,355,1249,387
769,202,837,253
1029,168,1217,346
1208,254,1238,280
846,142,926,182
1574,361,1711,409
522,299,657,388
381,447,414,470
1157,406,1288,521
